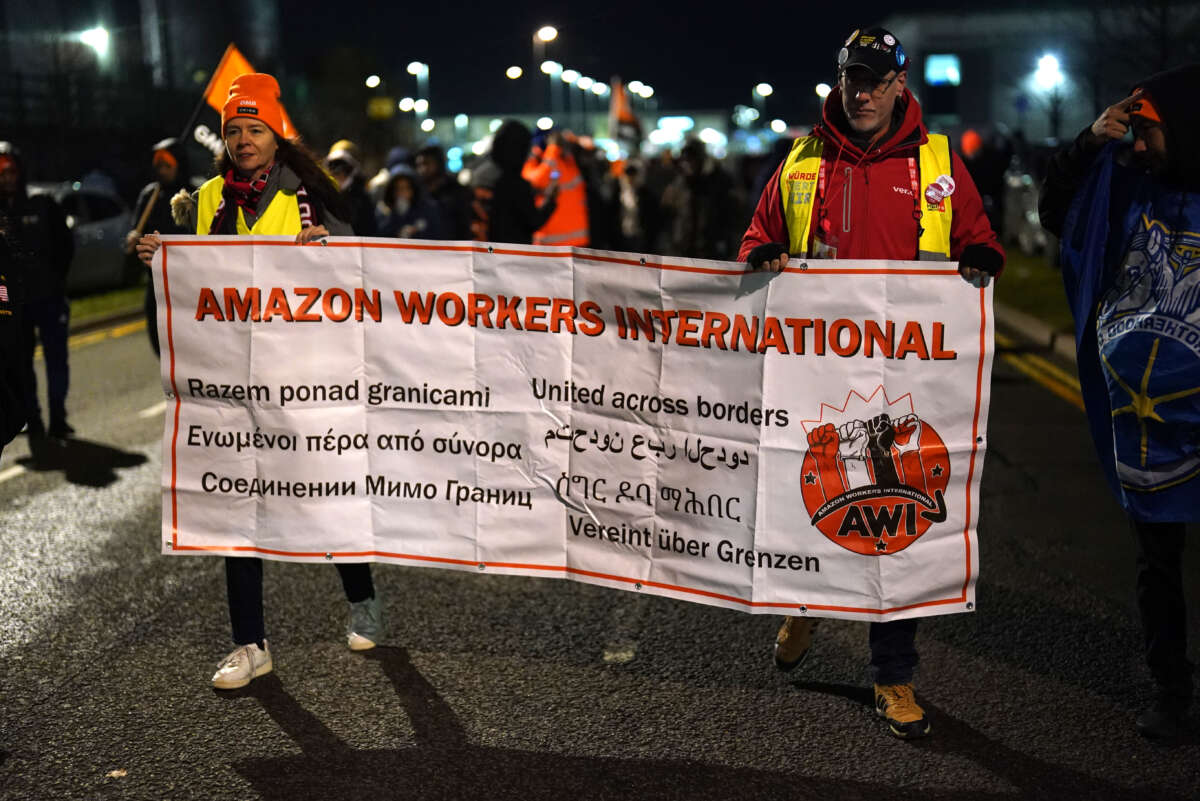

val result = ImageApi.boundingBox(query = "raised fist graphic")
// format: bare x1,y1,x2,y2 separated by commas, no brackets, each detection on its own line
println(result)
807,423,846,497
837,420,871,489
866,413,900,487
893,414,926,487
808,423,840,459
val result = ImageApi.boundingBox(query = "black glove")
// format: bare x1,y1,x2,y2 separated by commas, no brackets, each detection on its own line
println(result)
958,243,1003,275
747,242,789,268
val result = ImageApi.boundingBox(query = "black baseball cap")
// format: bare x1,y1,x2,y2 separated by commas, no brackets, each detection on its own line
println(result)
837,27,908,77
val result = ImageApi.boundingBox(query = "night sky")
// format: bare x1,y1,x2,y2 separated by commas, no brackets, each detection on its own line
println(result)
278,0,1037,118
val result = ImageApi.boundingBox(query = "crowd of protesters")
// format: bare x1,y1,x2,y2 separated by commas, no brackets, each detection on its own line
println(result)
0,42,1194,742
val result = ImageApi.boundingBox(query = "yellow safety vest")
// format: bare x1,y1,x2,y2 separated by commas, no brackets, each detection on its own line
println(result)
779,133,953,260
195,175,303,236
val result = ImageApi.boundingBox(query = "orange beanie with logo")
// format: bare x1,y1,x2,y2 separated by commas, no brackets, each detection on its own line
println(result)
221,73,286,137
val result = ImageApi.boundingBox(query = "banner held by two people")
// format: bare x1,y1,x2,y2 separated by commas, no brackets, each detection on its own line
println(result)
153,239,992,622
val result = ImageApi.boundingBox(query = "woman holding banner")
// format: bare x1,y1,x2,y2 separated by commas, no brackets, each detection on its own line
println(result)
137,73,382,690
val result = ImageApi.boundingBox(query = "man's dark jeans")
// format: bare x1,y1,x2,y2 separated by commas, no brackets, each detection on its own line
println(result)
21,296,69,429
870,619,919,685
1132,519,1193,703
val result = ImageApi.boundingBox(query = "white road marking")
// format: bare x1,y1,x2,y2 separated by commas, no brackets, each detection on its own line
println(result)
137,401,168,418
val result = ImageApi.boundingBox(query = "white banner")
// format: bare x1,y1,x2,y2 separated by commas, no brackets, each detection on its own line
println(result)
153,237,992,622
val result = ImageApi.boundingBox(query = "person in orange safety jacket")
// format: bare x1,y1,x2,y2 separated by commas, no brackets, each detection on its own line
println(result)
522,131,590,247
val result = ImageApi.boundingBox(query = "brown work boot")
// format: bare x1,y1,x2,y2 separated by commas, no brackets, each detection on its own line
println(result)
774,616,820,671
874,682,931,739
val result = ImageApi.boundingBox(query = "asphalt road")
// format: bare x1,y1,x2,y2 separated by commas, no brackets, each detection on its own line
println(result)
0,313,1196,801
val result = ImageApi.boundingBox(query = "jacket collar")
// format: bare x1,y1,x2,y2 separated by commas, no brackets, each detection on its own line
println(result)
815,87,928,160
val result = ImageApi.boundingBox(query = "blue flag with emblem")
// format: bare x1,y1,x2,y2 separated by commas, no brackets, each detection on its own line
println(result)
1060,144,1200,522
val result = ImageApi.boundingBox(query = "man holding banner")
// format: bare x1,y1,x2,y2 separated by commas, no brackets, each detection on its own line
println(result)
137,73,380,690
740,26,1004,739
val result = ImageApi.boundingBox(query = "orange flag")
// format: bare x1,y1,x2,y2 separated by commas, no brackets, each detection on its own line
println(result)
202,43,296,137
608,79,642,144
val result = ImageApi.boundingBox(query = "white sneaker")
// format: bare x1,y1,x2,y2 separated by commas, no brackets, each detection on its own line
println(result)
347,596,383,651
347,632,376,651
211,640,273,689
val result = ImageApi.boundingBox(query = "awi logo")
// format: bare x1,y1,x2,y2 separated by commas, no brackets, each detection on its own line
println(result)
799,387,949,555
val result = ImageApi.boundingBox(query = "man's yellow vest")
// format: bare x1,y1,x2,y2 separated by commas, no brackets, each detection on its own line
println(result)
779,134,953,260
195,176,303,235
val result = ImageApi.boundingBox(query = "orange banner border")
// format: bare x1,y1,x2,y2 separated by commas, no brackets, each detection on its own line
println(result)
160,240,982,615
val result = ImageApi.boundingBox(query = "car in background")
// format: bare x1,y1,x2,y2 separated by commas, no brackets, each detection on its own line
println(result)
27,179,135,295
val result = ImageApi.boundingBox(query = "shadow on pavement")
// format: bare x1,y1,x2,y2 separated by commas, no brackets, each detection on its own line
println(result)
794,680,1191,801
219,646,1014,801
18,436,147,488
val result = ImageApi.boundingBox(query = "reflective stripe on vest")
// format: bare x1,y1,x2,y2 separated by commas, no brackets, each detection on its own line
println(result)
779,133,953,260
535,228,590,246
195,176,303,236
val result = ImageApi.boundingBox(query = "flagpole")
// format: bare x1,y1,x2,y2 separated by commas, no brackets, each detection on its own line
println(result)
179,43,237,141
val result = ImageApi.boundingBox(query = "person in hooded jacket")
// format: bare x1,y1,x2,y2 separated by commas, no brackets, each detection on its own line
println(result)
376,164,444,240
136,73,383,692
0,142,75,447
415,145,471,240
470,120,558,245
1039,63,1200,740
126,138,191,355
740,27,1004,741
663,138,739,260
326,139,377,237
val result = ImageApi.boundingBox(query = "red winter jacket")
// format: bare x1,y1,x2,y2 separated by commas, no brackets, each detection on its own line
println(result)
739,88,1003,267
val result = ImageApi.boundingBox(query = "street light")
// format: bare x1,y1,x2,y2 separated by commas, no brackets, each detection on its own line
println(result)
79,27,110,58
576,76,594,91
506,65,523,79
365,74,381,89
754,82,774,98
1033,54,1064,92
421,118,436,132
638,85,654,99
537,117,554,130
407,62,430,118
770,119,787,134
1032,53,1066,139
539,61,564,116
532,27,559,113
561,69,580,84
591,83,608,97
815,83,831,99
413,99,429,114
398,97,415,112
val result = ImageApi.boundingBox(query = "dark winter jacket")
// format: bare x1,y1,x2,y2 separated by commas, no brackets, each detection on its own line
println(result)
470,120,557,245
0,193,73,303
0,237,25,450
133,179,191,238
342,175,377,237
